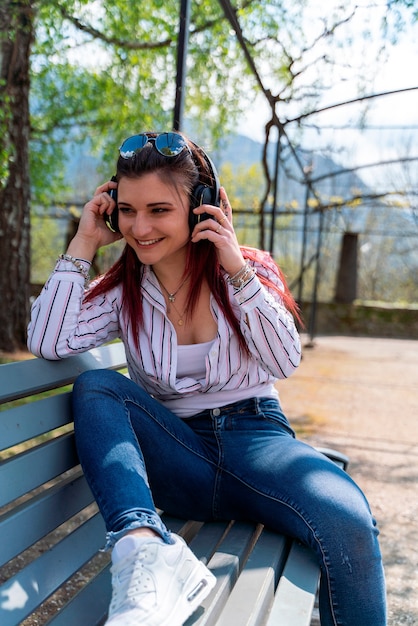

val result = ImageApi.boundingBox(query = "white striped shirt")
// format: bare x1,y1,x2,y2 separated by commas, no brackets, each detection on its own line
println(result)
27,256,302,413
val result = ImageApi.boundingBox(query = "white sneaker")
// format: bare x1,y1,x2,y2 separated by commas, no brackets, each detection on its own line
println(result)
105,533,216,626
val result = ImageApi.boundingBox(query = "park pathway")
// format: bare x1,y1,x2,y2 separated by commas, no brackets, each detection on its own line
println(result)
277,335,418,626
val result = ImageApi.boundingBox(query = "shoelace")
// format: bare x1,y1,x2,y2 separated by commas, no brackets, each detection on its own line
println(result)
110,546,156,613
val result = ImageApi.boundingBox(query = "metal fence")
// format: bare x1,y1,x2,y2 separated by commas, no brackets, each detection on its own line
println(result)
31,203,418,308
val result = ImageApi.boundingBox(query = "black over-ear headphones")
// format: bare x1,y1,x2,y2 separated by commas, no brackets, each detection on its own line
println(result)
188,147,221,230
105,145,220,234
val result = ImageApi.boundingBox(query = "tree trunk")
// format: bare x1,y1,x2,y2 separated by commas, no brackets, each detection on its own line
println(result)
0,1,34,352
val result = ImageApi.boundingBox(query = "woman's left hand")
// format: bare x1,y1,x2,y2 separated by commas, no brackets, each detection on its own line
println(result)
190,187,247,276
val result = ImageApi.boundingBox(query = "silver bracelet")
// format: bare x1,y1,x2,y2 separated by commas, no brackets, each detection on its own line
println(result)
227,262,249,283
227,261,255,290
58,254,91,283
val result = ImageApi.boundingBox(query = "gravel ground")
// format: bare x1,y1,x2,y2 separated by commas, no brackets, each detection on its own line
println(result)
278,335,418,626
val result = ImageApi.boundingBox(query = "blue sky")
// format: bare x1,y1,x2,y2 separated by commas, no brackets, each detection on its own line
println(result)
237,1,418,187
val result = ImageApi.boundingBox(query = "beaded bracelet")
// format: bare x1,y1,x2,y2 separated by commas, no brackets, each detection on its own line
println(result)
58,254,91,284
227,261,255,290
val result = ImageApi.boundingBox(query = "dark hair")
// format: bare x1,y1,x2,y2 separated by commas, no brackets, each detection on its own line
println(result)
116,133,197,192
115,132,215,203
85,131,301,350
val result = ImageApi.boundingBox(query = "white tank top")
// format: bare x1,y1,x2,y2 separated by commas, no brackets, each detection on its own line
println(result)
176,340,213,380
171,340,277,418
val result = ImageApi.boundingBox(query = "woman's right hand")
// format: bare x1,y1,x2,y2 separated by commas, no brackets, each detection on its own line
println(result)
66,181,121,261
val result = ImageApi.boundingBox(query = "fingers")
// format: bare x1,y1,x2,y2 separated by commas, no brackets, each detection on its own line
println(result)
79,182,116,232
220,187,232,221
191,212,234,244
94,180,117,196
191,189,245,271
88,181,118,222
191,216,226,244
98,191,116,216
217,214,228,227
191,187,236,245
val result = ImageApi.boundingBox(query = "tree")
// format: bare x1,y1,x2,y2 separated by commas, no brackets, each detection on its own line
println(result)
1,0,298,352
0,1,34,352
28,0,268,202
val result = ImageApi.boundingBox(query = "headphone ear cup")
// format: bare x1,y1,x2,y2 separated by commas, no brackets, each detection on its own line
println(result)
189,184,213,230
104,175,120,233
204,154,221,208
190,183,211,209
188,149,221,230
107,188,120,233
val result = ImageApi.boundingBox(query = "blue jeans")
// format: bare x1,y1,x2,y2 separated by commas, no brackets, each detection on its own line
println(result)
72,369,386,626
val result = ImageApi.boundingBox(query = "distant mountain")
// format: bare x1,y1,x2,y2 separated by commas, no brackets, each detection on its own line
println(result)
211,134,265,169
211,133,370,210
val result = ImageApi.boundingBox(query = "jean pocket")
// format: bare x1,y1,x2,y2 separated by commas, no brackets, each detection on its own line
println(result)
257,400,296,437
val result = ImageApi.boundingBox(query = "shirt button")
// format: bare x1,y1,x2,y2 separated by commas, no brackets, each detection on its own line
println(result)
212,408,221,417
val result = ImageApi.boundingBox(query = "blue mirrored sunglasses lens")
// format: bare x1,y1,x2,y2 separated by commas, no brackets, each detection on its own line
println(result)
119,134,149,159
155,133,187,156
119,132,188,159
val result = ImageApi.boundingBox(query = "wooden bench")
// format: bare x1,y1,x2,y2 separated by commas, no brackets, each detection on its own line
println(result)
0,343,348,626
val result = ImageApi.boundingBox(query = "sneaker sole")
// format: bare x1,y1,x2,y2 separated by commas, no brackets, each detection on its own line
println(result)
158,559,216,626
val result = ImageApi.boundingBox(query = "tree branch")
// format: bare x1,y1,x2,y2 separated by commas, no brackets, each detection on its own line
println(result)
55,1,255,51
285,86,418,125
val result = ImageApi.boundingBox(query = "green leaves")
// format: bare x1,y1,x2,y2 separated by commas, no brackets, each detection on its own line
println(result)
27,0,301,201
25,0,418,204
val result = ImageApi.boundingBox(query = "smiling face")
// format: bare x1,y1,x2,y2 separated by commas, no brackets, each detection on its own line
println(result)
117,172,191,271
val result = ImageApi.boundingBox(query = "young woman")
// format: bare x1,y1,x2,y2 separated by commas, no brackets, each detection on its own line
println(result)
27,131,386,626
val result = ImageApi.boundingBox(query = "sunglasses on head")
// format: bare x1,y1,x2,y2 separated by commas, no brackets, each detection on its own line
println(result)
119,132,191,159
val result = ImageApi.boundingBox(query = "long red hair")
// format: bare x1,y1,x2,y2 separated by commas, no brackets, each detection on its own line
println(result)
84,241,301,351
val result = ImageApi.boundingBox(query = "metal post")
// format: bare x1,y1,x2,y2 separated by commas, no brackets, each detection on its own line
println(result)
268,129,281,254
297,182,311,304
173,0,191,131
334,232,358,303
307,208,325,344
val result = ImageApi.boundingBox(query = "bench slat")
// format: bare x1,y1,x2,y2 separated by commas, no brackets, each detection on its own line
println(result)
186,521,232,564
0,393,73,451
0,472,94,567
0,513,107,626
0,433,77,507
46,564,111,626
214,530,289,626
0,343,126,403
186,522,261,626
265,542,320,626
